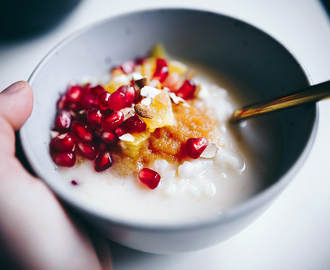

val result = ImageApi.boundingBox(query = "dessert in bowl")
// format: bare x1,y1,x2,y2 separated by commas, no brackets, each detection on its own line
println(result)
19,9,317,253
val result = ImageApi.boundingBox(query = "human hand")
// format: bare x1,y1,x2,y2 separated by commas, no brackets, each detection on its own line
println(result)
0,81,112,270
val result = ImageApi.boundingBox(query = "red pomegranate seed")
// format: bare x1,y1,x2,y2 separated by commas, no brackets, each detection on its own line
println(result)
94,151,113,172
71,121,93,143
53,133,75,152
54,110,72,132
135,57,147,65
80,93,98,109
100,130,118,145
114,122,130,137
89,85,105,96
152,58,169,83
97,92,111,110
175,80,196,100
77,142,98,160
71,180,78,185
120,60,136,74
102,111,124,131
53,152,76,167
96,140,110,152
138,168,161,189
186,137,209,159
126,115,146,133
66,85,82,102
117,85,136,107
108,90,126,111
86,108,103,125
56,93,69,110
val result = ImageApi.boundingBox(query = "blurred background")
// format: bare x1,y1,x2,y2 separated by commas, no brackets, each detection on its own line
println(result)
1,1,330,269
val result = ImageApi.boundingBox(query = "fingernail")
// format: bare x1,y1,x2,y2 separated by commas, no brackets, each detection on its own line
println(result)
2,81,27,94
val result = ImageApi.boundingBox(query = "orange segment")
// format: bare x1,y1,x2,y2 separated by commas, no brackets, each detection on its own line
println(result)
142,91,175,132
119,130,151,157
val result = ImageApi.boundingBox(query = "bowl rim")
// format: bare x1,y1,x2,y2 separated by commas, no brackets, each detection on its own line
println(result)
20,7,318,232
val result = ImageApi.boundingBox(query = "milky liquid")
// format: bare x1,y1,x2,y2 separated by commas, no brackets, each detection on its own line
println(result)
58,64,283,225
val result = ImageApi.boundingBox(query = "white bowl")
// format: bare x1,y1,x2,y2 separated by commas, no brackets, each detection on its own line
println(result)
19,8,317,254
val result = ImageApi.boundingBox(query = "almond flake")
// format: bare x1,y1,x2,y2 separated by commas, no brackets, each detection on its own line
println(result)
141,86,162,98
141,97,152,105
121,107,135,121
132,72,143,81
169,92,186,104
57,132,69,139
50,130,60,138
119,133,134,142
149,80,161,88
200,143,219,158
134,104,154,119
113,74,130,85
156,91,168,105
134,76,148,89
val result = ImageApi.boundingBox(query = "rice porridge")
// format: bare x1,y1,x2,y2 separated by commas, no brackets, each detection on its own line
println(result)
50,45,278,224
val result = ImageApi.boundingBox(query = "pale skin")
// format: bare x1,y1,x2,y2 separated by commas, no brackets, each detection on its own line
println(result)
0,81,112,270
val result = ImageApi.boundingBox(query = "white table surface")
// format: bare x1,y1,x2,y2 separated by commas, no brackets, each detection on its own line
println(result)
1,1,330,269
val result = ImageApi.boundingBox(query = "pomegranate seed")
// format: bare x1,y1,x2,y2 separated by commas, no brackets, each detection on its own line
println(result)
153,58,169,83
138,168,161,189
186,137,209,159
53,152,76,167
94,151,113,172
175,80,196,100
80,93,98,109
102,111,124,131
71,180,78,185
96,140,110,152
100,130,118,145
114,123,130,137
77,142,98,160
53,133,75,152
126,115,146,133
56,93,69,110
71,121,93,143
54,110,72,132
117,85,136,107
66,85,82,102
97,92,111,110
108,90,126,111
135,57,147,65
86,108,103,125
120,60,136,74
89,85,105,96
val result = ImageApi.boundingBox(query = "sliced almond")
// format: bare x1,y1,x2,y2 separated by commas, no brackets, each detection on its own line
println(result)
141,86,162,98
200,143,219,158
149,79,161,89
119,133,134,142
134,104,154,119
141,97,152,105
156,91,168,105
50,130,60,138
121,107,135,121
134,76,149,89
169,92,186,104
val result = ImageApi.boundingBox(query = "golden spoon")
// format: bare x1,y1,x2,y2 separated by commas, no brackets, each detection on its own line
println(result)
231,80,330,122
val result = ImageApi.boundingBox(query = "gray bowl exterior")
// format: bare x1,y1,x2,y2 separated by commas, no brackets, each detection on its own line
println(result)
20,9,317,254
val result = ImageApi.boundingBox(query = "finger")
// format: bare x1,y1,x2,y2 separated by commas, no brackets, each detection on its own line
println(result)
0,81,33,132
0,81,33,157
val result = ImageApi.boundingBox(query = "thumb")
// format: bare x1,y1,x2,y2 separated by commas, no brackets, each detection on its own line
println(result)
0,81,33,132
0,81,33,157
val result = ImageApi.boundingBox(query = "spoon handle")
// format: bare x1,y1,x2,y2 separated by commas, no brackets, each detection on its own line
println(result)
231,80,330,122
